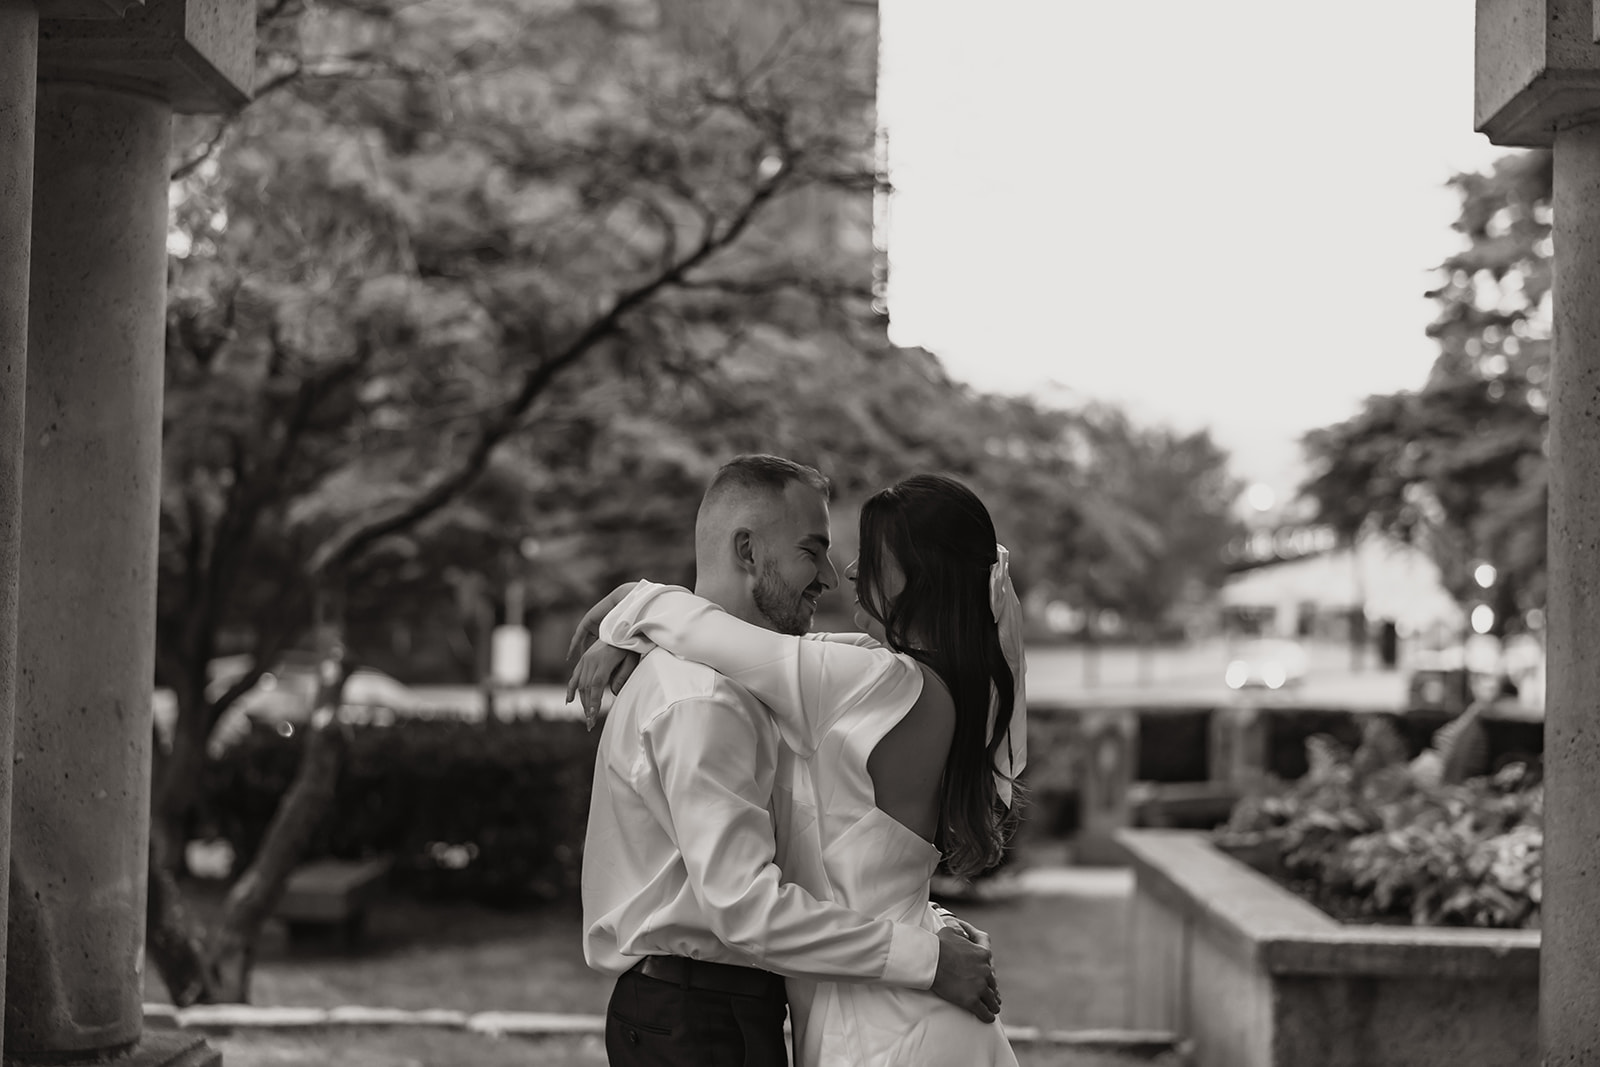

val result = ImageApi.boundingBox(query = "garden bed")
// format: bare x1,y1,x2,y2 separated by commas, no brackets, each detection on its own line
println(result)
1116,829,1537,1067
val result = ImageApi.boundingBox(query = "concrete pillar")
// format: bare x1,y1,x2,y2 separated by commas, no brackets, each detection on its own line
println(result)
1543,118,1600,1065
1474,5,1600,1056
0,3,38,1063
6,80,170,1060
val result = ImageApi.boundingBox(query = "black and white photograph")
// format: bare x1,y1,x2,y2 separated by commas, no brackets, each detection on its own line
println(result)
0,1,1574,1064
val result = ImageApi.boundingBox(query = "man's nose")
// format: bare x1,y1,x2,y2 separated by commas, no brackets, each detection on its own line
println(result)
818,553,839,591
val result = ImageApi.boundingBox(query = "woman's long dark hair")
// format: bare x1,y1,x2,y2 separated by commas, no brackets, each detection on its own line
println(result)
855,473,1018,878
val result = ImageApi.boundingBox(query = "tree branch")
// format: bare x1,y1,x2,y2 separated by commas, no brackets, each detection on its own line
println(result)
309,168,794,578
171,122,232,182
168,64,303,181
256,0,301,29
676,272,869,302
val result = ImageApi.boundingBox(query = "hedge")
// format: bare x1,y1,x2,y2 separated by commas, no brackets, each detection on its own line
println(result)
199,716,600,907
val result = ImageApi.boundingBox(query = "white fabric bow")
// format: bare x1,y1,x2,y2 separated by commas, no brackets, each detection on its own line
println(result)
988,543,1027,808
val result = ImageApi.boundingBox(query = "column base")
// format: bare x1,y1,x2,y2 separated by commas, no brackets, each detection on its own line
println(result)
125,1031,221,1067
4,1031,221,1067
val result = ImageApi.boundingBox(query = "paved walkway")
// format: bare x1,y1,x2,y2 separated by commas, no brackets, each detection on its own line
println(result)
146,865,1182,1065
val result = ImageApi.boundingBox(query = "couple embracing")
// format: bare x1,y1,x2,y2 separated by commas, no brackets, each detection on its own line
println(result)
570,454,1026,1067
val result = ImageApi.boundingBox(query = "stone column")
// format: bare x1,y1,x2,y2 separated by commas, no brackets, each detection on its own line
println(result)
0,3,38,1063
1476,2,1600,1060
3,1,250,1060
1544,118,1600,1065
7,79,173,1061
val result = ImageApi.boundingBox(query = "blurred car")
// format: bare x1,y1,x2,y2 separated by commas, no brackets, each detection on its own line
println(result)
206,653,419,755
1224,638,1309,692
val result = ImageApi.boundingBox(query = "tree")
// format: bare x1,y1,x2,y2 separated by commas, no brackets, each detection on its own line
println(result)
1300,150,1551,628
1084,410,1242,637
154,0,891,1002
152,0,1249,1003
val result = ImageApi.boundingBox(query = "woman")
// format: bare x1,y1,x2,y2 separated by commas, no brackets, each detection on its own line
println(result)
569,473,1025,1067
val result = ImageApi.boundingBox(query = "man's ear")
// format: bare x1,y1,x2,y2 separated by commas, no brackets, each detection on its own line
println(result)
732,529,758,575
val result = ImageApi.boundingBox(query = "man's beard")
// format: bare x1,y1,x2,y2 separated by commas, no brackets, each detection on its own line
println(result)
753,560,814,636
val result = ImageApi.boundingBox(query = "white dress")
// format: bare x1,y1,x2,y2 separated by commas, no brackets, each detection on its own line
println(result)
598,582,1020,1067
775,687,1020,1067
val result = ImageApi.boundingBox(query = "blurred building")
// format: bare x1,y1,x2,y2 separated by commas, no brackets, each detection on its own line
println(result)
1218,493,1464,662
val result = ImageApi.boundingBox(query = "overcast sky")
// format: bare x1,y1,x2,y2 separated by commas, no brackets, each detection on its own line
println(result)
877,0,1510,496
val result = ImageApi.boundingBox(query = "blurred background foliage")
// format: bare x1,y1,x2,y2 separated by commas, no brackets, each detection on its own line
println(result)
160,0,1244,708
1301,150,1551,632
201,718,601,908
151,0,1245,1001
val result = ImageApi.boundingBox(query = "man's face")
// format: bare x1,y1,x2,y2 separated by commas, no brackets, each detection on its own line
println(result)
750,483,837,635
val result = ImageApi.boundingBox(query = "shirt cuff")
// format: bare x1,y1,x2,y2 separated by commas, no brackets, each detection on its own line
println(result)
598,581,665,653
882,923,941,989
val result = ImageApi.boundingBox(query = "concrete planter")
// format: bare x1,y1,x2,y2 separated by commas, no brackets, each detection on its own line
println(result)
1117,829,1538,1067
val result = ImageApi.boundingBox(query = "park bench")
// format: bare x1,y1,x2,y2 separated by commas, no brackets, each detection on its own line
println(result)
273,856,394,945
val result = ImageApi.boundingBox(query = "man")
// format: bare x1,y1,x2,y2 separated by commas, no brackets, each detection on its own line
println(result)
578,454,998,1066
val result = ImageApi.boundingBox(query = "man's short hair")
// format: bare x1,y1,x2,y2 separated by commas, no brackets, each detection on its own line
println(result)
701,454,831,508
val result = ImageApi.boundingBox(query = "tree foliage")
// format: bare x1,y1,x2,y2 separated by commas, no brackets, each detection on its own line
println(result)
157,0,897,1001
1300,151,1551,625
152,0,1245,1002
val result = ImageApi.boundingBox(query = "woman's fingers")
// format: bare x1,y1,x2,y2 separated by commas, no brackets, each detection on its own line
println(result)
569,641,640,728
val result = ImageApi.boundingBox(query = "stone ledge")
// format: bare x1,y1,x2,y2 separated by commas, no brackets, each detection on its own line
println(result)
466,1011,608,1036
326,1006,470,1028
1118,829,1338,967
1117,829,1540,978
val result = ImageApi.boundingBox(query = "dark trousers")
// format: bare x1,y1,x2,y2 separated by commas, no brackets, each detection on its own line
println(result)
605,960,789,1066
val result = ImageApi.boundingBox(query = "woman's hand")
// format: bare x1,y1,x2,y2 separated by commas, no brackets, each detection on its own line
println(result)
566,581,641,660
567,640,642,730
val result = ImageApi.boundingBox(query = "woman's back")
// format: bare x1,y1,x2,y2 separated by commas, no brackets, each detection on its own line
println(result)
865,663,955,844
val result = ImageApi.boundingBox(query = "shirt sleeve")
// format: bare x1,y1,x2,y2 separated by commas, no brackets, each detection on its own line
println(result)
644,695,939,987
600,581,923,756
803,631,884,649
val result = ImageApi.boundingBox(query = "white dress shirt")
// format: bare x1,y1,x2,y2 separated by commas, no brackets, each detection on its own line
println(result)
594,582,1021,1067
581,642,940,987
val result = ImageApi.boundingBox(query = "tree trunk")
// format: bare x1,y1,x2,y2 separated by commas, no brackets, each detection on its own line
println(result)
207,701,347,1001
145,648,350,1004
145,839,219,1007
150,680,211,879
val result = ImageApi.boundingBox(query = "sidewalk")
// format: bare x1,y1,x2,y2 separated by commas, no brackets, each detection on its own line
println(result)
148,857,1185,1065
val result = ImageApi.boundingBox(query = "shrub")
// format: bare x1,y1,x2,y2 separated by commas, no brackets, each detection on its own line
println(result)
199,715,600,907
1217,719,1542,929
